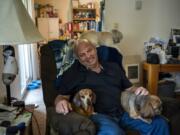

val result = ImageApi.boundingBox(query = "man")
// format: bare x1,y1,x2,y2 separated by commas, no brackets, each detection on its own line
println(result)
55,39,169,135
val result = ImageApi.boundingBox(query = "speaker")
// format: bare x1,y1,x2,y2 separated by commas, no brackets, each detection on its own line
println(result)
146,53,160,64
167,46,180,58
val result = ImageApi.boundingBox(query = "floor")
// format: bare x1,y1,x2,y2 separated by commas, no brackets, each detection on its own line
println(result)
25,87,46,135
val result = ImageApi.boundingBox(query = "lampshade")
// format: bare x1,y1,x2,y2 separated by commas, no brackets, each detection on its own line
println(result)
0,0,44,45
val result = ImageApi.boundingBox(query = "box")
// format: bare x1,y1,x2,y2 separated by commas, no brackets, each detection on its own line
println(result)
72,0,79,8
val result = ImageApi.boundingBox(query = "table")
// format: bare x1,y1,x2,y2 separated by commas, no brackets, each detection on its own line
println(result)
142,62,180,95
0,108,33,135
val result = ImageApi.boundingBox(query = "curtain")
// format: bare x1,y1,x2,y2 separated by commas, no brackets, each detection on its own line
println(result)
18,0,39,95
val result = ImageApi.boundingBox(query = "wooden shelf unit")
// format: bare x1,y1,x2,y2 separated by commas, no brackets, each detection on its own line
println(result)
72,8,96,33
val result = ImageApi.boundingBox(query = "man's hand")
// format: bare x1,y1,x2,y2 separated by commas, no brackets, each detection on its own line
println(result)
55,99,72,115
134,86,149,95
55,95,72,115
127,86,149,95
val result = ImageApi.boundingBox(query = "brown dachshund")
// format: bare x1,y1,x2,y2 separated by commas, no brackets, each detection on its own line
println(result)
72,88,96,116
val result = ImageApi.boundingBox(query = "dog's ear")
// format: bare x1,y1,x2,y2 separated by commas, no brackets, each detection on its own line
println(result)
73,93,81,107
92,92,96,104
149,95,162,115
140,99,155,119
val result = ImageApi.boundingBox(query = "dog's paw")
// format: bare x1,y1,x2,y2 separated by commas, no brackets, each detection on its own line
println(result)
130,114,139,120
129,111,139,118
139,116,152,124
92,112,97,115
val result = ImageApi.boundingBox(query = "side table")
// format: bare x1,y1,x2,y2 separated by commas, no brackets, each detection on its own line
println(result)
142,62,180,95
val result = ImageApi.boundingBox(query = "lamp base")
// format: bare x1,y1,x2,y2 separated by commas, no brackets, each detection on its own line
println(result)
5,85,11,106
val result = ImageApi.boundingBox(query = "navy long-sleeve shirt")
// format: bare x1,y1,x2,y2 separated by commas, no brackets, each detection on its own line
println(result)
58,60,132,118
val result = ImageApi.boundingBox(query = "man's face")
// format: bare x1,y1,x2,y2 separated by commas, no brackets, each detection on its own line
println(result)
76,42,98,68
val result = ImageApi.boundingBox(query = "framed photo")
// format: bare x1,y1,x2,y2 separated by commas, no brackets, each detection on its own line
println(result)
171,28,180,45
72,0,79,8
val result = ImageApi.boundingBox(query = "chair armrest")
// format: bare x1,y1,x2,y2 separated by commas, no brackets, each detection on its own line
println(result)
40,44,58,107
47,107,96,135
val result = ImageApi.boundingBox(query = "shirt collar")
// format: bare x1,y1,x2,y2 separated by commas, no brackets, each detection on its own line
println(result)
78,61,106,72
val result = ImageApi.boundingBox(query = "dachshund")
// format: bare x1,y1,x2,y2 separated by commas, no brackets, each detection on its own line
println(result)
72,88,96,116
121,91,162,123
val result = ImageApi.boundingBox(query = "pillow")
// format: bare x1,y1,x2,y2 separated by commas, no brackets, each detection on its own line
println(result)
48,40,75,90
48,40,75,78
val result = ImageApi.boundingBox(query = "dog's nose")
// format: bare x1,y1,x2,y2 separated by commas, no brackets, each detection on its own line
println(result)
87,99,92,105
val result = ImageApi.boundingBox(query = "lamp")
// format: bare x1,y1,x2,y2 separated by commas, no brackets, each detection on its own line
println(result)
0,0,44,105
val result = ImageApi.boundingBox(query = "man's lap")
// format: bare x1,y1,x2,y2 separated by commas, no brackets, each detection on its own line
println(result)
90,112,170,135
90,113,125,135
121,112,170,135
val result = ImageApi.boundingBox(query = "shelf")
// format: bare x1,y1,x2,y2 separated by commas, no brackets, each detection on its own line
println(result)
72,6,97,38
73,18,96,21
73,8,96,11
72,30,95,33
72,30,84,33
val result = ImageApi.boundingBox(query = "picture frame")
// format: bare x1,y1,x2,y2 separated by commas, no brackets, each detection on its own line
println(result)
171,28,180,45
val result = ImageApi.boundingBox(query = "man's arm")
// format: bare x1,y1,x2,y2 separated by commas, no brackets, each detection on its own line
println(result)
55,95,72,115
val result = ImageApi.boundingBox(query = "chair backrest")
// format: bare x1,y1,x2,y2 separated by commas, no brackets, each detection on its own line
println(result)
97,45,125,73
40,40,124,107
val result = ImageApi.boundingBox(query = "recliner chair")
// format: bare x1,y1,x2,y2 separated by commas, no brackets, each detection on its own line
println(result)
40,40,180,135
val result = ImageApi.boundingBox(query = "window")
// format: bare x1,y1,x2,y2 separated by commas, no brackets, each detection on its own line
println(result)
18,0,35,95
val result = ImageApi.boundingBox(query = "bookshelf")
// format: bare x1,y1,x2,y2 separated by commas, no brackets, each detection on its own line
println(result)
72,8,97,33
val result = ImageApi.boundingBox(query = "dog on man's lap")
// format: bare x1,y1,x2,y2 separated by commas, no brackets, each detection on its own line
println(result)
121,91,162,123
72,88,96,117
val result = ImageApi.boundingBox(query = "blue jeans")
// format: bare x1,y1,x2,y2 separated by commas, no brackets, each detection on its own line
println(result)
90,112,170,135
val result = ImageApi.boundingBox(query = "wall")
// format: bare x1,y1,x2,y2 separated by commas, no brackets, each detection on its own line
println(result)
104,0,180,59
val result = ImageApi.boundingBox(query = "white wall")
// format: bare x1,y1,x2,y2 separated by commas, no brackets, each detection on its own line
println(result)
104,0,180,59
